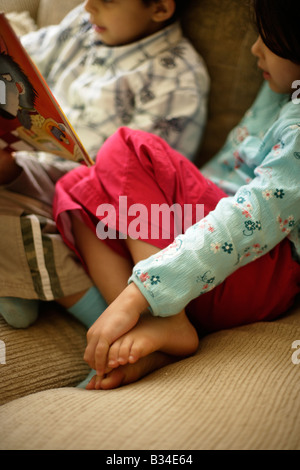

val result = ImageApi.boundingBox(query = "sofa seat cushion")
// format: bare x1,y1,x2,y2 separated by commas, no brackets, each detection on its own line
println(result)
1,304,300,450
0,305,90,405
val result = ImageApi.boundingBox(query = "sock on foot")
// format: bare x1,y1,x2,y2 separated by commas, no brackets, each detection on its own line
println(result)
0,297,39,328
67,286,108,329
77,369,96,389
67,286,108,389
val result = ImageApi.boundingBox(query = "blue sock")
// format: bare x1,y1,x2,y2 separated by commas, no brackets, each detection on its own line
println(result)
67,286,108,329
77,369,97,389
68,286,108,389
0,297,39,328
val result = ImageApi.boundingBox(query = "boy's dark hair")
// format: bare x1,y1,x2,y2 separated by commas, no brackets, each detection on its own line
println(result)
253,0,300,64
142,0,185,22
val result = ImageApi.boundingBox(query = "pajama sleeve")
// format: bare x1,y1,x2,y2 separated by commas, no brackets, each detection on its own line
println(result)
129,113,300,316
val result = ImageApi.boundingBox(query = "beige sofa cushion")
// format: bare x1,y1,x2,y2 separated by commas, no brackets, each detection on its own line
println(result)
182,0,263,163
36,0,82,27
0,0,40,20
0,0,81,24
0,307,90,406
1,305,300,450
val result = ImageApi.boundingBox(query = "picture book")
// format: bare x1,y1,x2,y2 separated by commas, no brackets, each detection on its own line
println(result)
0,12,93,166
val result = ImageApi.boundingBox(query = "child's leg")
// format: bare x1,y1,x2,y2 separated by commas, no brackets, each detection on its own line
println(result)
65,215,199,378
65,214,159,374
92,238,300,390
69,213,134,304
53,128,227,384
56,213,136,329
105,237,199,369
58,286,108,329
0,151,34,328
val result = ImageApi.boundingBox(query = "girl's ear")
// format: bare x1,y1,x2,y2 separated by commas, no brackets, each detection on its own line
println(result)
151,0,176,23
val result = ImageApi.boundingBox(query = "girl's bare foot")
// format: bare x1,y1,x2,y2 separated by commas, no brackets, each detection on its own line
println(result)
84,283,149,376
106,310,199,369
86,351,175,390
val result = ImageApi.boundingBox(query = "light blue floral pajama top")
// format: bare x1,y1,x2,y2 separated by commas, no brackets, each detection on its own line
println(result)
130,83,300,316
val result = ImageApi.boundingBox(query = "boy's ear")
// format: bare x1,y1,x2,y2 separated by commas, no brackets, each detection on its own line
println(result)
151,0,176,23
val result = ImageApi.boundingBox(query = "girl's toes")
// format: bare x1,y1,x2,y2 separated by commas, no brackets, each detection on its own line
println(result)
117,336,134,365
107,341,122,368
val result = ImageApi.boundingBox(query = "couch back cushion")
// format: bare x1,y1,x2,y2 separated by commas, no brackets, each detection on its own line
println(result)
37,0,82,27
182,0,263,164
0,0,40,20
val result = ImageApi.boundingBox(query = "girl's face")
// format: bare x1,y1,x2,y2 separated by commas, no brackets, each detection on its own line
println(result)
84,0,164,46
251,36,300,94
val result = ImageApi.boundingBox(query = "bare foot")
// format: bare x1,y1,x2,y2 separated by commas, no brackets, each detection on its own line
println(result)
83,283,150,376
106,310,199,369
86,351,175,390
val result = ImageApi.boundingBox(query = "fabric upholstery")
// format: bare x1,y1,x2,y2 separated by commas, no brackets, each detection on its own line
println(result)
1,306,300,450
0,0,299,451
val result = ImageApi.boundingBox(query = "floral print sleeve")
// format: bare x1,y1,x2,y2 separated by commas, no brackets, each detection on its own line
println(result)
129,91,300,317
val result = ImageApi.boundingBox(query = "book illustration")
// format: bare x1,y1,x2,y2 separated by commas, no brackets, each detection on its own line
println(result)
0,13,93,165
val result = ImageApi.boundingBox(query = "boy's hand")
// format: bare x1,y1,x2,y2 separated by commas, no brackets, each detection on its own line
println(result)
0,150,22,184
84,283,149,376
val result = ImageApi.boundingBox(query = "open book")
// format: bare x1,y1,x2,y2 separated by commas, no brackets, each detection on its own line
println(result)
0,12,93,166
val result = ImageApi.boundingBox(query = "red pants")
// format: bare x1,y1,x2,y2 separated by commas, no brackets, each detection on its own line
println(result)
54,128,300,333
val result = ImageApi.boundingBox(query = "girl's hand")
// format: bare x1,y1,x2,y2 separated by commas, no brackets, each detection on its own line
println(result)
84,283,149,376
0,150,22,184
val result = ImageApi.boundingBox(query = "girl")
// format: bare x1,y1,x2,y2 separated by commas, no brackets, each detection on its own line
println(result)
54,0,300,389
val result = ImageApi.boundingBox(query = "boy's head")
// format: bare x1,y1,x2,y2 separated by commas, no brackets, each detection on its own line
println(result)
85,0,181,47
141,0,184,24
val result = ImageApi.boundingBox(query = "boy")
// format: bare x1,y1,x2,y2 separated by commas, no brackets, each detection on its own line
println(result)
0,0,209,327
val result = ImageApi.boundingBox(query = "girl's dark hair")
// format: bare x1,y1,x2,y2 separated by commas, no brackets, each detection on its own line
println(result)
253,0,300,64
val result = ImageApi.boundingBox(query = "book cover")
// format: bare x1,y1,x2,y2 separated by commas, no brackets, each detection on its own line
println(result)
0,12,93,166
